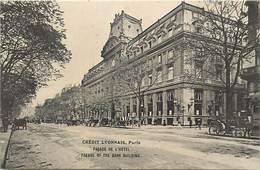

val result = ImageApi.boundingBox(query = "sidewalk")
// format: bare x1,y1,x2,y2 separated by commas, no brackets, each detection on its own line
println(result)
0,127,12,168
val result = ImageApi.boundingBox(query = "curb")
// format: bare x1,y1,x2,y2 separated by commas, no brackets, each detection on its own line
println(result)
1,128,13,169
207,132,260,140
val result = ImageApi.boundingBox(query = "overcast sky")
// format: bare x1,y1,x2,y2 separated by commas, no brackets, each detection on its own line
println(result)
23,0,203,116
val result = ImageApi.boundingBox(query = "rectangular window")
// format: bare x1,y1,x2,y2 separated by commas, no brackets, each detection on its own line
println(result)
167,90,174,101
157,92,163,116
157,92,163,102
168,49,174,59
148,59,153,67
141,77,145,86
140,46,144,53
158,35,162,44
195,63,202,79
157,70,162,83
168,28,173,37
192,12,199,18
194,89,203,101
216,66,222,79
168,66,174,80
147,94,153,116
167,90,174,115
148,74,152,85
158,54,162,64
148,94,153,103
148,41,152,48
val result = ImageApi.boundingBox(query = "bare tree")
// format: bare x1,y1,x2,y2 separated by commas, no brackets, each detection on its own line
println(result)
116,59,161,125
181,0,260,120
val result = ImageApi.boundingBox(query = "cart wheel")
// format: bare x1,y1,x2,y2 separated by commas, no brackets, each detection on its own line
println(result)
234,129,237,137
218,129,225,136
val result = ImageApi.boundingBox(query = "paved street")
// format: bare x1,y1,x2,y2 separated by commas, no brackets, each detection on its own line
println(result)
5,123,260,169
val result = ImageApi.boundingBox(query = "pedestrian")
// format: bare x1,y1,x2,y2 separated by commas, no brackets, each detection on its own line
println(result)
2,116,9,132
188,117,192,128
177,116,182,129
197,117,202,130
163,119,166,126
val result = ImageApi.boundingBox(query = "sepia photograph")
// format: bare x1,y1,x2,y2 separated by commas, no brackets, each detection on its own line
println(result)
0,0,260,169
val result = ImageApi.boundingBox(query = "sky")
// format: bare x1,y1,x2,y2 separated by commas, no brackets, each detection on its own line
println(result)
21,0,203,116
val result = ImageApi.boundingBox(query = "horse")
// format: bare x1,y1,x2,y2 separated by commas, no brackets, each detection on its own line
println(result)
13,118,27,130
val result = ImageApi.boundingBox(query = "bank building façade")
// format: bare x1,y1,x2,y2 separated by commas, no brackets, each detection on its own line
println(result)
81,2,247,126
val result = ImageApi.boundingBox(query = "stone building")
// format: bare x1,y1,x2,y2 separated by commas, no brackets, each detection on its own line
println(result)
241,0,260,131
82,2,246,126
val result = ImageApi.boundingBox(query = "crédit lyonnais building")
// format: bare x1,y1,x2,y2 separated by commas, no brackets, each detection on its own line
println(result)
82,2,246,125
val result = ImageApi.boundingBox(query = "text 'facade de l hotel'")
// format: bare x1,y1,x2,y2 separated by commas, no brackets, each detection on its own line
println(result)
81,2,246,126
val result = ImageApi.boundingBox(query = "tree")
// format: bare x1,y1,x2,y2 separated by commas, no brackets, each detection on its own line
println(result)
116,59,160,125
182,0,260,120
0,1,71,119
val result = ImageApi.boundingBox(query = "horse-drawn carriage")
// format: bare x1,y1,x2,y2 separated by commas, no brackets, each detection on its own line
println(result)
12,118,27,131
208,117,253,138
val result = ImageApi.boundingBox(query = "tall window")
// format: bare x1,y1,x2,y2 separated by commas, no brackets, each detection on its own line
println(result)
133,97,137,114
168,28,173,38
194,89,203,116
158,54,162,64
194,89,203,101
167,90,174,115
148,41,152,48
168,49,174,59
157,92,163,101
126,105,130,117
148,74,152,85
158,35,162,44
111,59,115,67
167,90,174,101
168,66,174,80
140,46,144,53
141,77,145,86
148,59,153,68
216,66,222,79
157,70,162,83
195,62,202,79
140,96,144,116
157,92,163,116
147,94,153,116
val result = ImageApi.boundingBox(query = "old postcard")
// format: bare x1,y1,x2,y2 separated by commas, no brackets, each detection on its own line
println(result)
0,0,260,169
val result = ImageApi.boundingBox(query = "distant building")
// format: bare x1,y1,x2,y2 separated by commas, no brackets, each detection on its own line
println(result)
82,2,246,125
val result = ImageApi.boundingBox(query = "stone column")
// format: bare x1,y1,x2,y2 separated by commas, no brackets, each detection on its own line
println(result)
144,95,148,124
137,97,140,120
152,93,157,124
130,97,133,117
223,92,226,119
162,91,167,124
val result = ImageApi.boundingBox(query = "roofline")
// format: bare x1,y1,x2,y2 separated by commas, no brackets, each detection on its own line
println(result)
128,1,203,45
